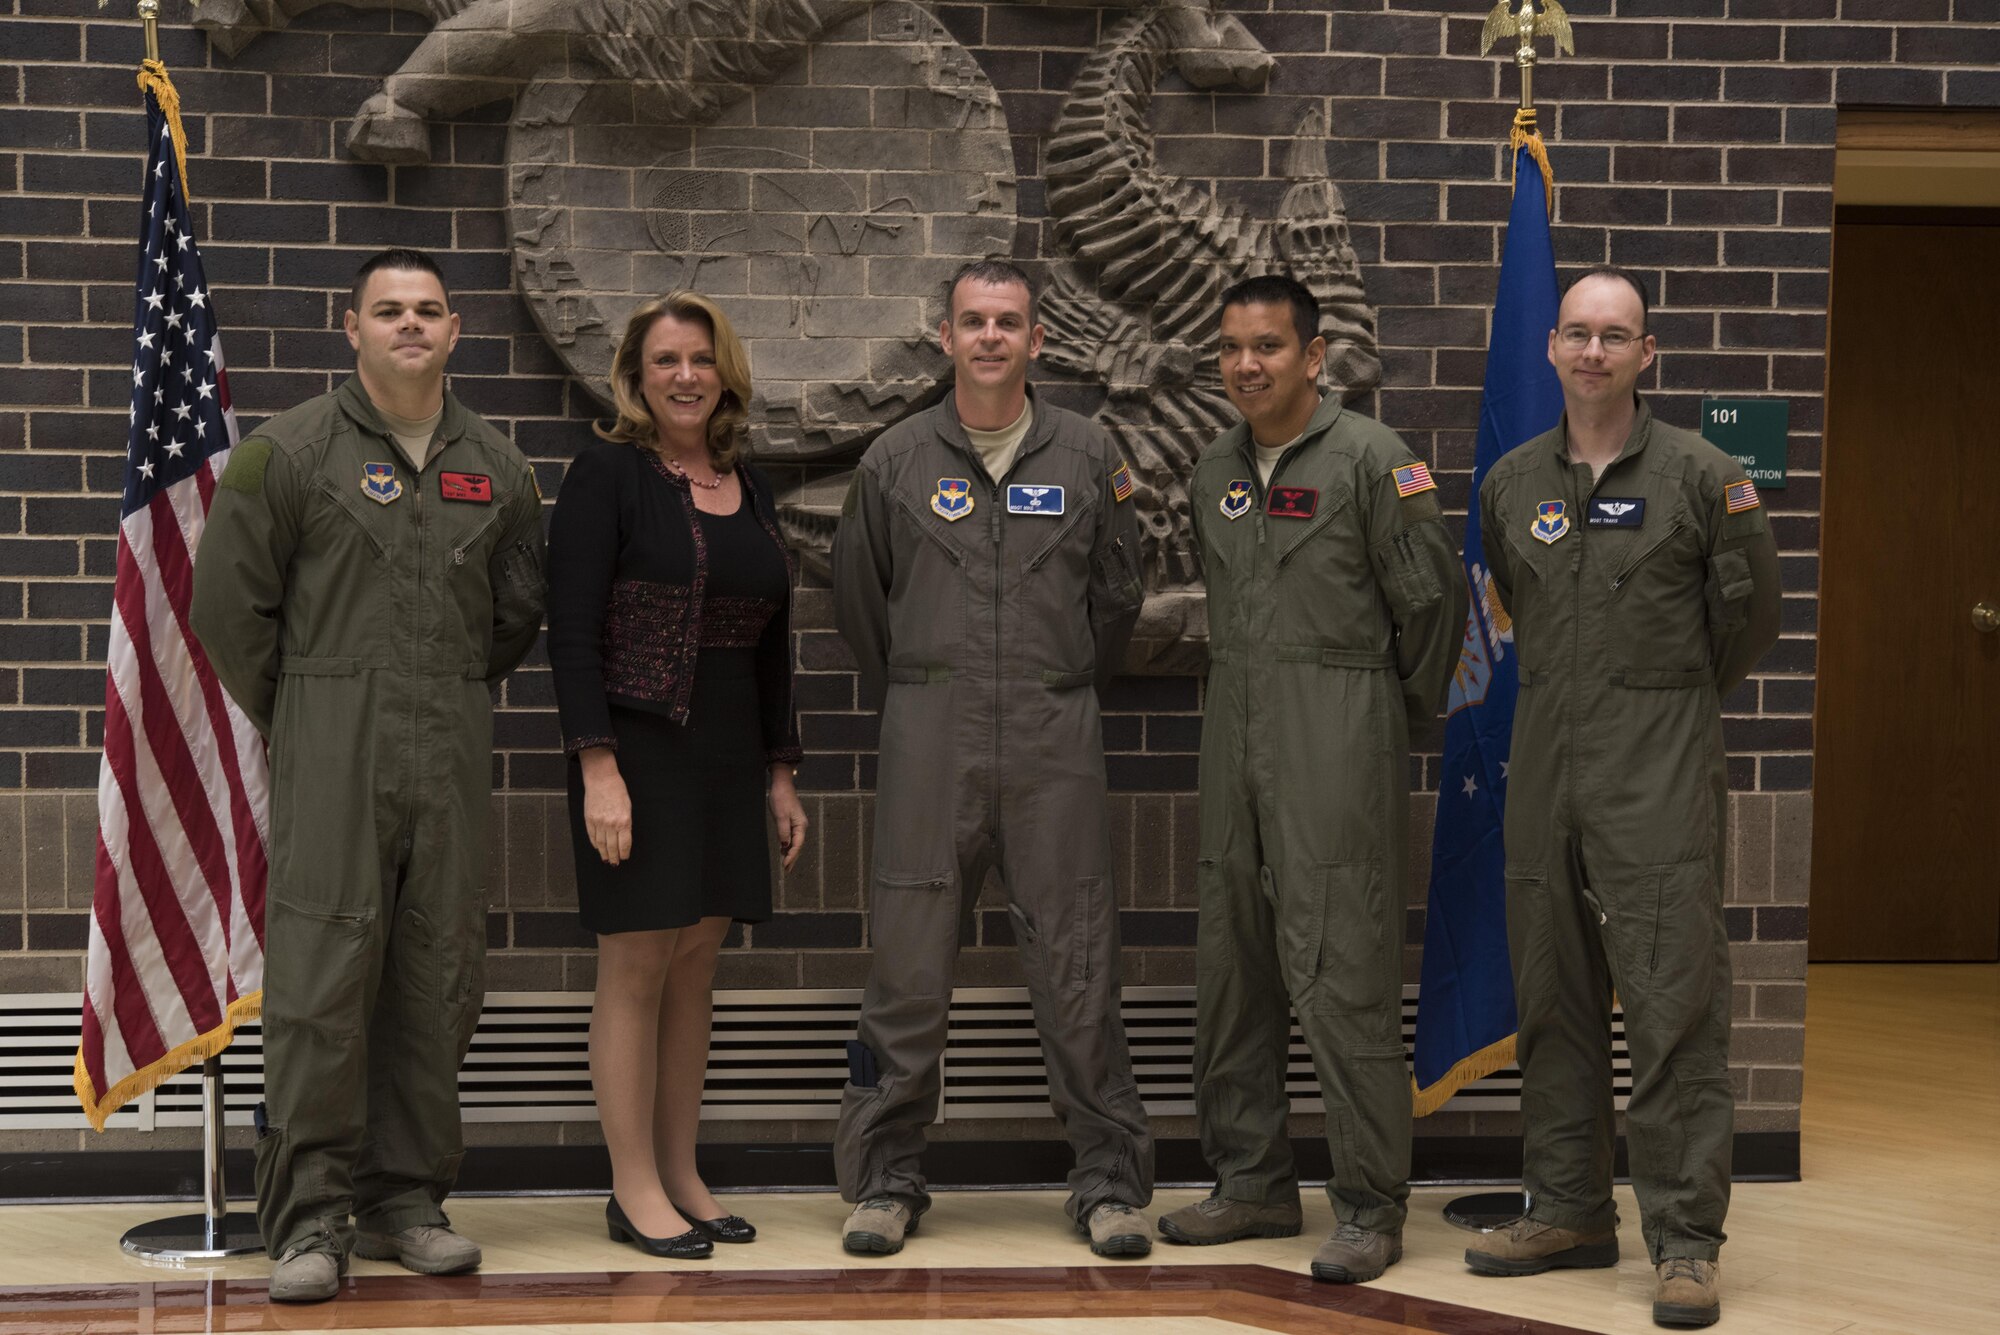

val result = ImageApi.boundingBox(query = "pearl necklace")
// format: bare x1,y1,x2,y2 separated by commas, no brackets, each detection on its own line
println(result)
662,454,724,490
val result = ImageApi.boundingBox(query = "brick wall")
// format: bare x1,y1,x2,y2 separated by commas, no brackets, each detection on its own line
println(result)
4,0,1993,1153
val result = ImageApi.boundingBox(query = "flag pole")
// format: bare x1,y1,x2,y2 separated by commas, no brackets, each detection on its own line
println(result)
115,0,263,1261
1429,0,1573,1235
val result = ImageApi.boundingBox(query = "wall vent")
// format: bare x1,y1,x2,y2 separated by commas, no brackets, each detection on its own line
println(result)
6,988,1629,1132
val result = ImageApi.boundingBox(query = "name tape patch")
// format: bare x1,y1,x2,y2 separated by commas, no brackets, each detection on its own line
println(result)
1586,496,1645,527
1267,486,1318,519
1006,483,1064,515
441,471,492,504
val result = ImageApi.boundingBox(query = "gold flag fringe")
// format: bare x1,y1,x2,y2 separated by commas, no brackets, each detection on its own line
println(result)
1509,106,1555,212
1410,1032,1518,1119
75,991,264,1132
136,59,189,197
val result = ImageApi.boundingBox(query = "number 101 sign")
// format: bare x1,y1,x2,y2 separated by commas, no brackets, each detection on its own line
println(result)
1699,397,1788,490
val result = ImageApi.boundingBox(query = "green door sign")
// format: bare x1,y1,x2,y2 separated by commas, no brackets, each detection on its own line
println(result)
1700,398,1787,489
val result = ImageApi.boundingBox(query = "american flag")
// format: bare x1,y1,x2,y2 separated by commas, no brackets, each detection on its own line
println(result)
1393,461,1436,498
74,85,270,1129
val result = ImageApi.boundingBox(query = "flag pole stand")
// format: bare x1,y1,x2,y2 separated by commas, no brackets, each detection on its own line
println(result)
120,1058,264,1260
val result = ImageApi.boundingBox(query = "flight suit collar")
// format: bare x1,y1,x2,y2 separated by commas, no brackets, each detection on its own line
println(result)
934,383,1058,475
1221,391,1345,491
1548,396,1655,477
335,374,470,465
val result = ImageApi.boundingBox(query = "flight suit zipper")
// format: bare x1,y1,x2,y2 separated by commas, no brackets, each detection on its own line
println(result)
1025,505,1092,571
891,495,966,565
1608,520,1687,592
451,509,506,566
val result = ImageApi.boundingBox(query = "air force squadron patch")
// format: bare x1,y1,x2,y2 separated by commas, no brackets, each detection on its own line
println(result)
361,462,402,505
932,477,974,522
1219,479,1253,521
1531,499,1569,544
1006,484,1064,515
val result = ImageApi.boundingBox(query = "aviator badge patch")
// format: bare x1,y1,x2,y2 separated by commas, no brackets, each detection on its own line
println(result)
1219,479,1253,521
1586,497,1645,527
1531,499,1569,544
441,471,492,504
932,477,975,522
1006,484,1064,515
361,462,402,505
1267,486,1318,519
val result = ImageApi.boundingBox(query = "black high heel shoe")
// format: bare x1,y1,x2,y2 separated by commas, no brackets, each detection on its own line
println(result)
605,1196,714,1259
671,1200,756,1244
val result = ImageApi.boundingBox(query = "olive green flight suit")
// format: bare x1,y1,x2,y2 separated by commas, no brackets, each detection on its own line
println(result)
831,388,1153,1225
190,376,545,1259
1187,396,1464,1234
1479,401,1779,1265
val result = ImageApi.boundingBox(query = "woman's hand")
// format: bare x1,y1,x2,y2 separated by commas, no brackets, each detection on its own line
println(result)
769,765,808,871
579,747,633,865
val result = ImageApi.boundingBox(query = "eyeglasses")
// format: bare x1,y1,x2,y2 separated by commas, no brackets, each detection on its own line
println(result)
1557,328,1641,351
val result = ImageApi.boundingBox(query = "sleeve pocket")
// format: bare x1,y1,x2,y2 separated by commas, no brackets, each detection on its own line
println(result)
1705,547,1754,637
1376,530,1444,618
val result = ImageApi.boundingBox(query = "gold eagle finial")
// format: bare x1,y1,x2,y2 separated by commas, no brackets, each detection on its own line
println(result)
1480,0,1575,59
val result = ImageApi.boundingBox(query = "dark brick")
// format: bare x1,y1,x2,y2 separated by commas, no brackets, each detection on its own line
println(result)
512,912,594,950
1897,26,2000,66
0,108,81,151
1328,97,1442,141
1382,223,1494,263
1675,23,1780,62
1107,753,1198,792
28,912,89,951
1672,188,1778,227
1560,102,1670,144
1729,147,1834,186
1787,25,1892,63
1723,66,1832,105
1613,65,1720,103
752,911,863,949
26,582,111,620
1609,228,1719,266
335,206,453,248
1673,105,1783,144
1783,107,1837,147
1718,312,1824,351
25,750,97,788
1385,141,1496,181
1947,70,2000,106
1726,906,1753,942
1759,754,1813,790
1665,270,1773,308
0,20,82,61
1117,911,1197,947
269,159,389,204
23,63,139,109
1775,271,1829,307
211,203,333,245
1381,57,1493,102
1836,67,1945,106
1725,230,1830,269
210,116,328,161
24,496,119,534
1614,147,1722,184
1729,0,1835,15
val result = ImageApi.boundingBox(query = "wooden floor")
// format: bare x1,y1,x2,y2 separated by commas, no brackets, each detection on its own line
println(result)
0,963,1991,1334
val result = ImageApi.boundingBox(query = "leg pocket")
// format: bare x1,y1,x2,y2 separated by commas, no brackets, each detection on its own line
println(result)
266,895,376,1040
1504,865,1558,1003
1614,858,1719,1033
1309,861,1393,1015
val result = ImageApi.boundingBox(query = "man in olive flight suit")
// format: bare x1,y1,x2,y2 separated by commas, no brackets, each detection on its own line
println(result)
1161,275,1464,1284
1464,266,1780,1330
832,260,1154,1260
191,249,545,1303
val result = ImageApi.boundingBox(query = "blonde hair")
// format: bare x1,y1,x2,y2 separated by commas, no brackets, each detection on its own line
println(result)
595,292,752,470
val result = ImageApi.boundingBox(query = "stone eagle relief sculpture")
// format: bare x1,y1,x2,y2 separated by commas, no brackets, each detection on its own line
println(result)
196,0,1378,672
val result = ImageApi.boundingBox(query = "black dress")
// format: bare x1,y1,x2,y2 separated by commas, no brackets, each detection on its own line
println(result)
545,442,801,934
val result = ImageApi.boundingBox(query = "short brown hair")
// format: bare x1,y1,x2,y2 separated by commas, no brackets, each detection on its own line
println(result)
349,247,449,315
595,292,752,471
943,259,1038,324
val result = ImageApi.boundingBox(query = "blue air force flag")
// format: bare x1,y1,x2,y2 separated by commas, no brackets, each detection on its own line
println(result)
1411,143,1565,1114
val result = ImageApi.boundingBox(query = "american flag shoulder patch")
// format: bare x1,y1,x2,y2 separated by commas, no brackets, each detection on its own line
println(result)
1109,460,1134,503
1724,479,1760,514
1392,462,1436,498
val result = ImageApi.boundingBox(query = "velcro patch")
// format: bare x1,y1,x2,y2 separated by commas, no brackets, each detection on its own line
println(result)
1392,462,1436,497
1006,483,1064,515
1109,460,1134,503
1724,479,1760,514
442,471,492,504
218,437,273,495
1587,497,1646,527
1267,486,1318,519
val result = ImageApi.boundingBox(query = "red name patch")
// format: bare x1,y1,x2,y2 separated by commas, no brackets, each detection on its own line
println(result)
440,471,492,504
1267,486,1318,519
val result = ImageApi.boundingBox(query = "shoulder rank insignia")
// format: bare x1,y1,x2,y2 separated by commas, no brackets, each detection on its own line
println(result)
1531,498,1569,544
361,461,402,505
1393,462,1436,497
1109,460,1134,503
931,477,974,522
1219,479,1253,521
1724,479,1761,514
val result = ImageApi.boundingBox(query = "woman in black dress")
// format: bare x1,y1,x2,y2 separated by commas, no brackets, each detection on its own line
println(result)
546,292,806,1258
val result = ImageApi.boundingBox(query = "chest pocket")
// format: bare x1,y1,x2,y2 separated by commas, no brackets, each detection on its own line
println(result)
886,490,969,657
1606,507,1711,685
1499,525,1565,682
308,473,395,564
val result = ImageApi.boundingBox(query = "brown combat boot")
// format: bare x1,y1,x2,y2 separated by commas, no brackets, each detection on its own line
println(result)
1653,1257,1721,1327
1083,1202,1152,1258
842,1197,919,1255
1157,1195,1303,1245
1464,1216,1620,1276
1310,1222,1403,1283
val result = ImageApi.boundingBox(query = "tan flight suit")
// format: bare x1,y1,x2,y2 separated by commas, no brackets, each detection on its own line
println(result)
1479,400,1780,1264
190,376,545,1259
1187,395,1464,1234
831,387,1153,1226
